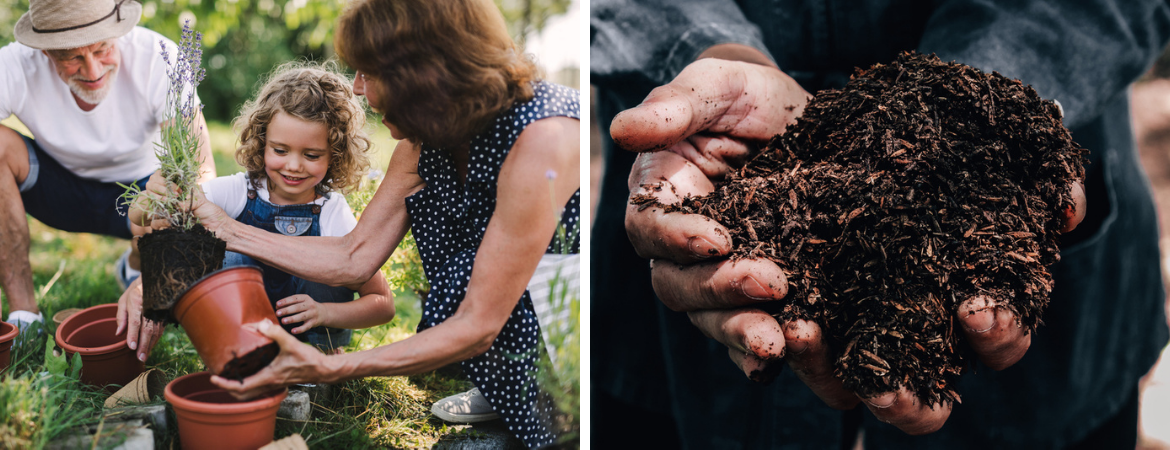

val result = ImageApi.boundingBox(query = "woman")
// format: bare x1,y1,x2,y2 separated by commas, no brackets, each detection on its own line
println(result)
122,0,579,447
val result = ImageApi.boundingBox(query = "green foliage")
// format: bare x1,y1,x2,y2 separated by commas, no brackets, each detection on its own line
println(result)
2,1,573,124
533,247,580,445
0,372,101,449
346,173,431,297
136,0,345,121
2,163,472,447
43,340,67,377
496,0,572,46
131,0,573,122
532,173,581,444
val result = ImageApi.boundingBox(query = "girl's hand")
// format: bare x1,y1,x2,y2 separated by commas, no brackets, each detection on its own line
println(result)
209,319,332,400
275,294,331,334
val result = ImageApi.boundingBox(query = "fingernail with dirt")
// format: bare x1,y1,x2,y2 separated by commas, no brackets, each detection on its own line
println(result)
784,322,810,355
864,391,897,409
688,236,720,258
787,337,808,356
961,298,996,333
741,276,774,300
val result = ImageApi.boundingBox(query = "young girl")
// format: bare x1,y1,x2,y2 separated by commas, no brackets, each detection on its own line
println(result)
122,62,393,355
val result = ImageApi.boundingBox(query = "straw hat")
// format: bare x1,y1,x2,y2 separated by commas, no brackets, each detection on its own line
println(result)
14,0,141,50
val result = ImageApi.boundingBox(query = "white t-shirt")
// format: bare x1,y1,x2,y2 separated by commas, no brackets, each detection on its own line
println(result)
0,27,185,182
202,172,358,237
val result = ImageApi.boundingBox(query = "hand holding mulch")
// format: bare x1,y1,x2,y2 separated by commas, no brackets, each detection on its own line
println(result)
617,52,1087,435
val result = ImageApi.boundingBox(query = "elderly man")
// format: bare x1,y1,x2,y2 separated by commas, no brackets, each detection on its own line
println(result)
0,0,215,333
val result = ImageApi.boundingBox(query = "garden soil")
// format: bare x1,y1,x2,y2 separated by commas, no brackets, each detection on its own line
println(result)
138,225,225,324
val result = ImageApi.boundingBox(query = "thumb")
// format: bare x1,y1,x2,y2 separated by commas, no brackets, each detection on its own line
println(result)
611,59,805,153
251,319,299,348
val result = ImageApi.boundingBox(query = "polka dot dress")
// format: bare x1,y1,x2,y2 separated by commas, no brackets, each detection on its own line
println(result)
405,81,580,448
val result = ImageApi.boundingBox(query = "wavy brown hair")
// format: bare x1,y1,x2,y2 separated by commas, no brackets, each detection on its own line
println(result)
335,0,538,148
234,61,372,195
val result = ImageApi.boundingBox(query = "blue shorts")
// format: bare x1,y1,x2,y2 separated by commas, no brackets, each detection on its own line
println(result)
16,133,149,240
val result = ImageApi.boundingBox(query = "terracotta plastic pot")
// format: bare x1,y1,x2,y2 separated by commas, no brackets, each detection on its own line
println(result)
174,266,280,379
55,303,144,391
165,371,287,450
0,321,18,376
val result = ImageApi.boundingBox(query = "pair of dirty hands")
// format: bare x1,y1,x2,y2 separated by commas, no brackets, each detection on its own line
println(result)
617,58,1086,435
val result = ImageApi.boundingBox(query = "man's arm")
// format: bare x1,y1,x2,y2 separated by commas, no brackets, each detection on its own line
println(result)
591,0,775,88
194,110,215,183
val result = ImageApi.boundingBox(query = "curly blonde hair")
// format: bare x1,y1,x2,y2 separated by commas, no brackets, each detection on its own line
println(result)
233,61,372,195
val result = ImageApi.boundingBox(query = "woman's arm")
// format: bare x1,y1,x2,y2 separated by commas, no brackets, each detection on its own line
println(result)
193,139,424,286
212,116,580,396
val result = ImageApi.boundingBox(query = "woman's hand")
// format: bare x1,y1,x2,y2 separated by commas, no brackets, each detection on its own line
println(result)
209,319,333,400
275,294,331,334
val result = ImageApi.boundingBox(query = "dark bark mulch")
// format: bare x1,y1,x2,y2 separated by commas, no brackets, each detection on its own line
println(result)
631,52,1086,406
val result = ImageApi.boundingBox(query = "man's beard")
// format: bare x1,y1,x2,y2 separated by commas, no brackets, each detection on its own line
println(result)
67,64,118,105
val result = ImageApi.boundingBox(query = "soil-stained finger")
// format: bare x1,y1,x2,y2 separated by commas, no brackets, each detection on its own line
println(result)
783,319,860,410
1062,180,1087,233
610,59,802,153
626,151,731,263
653,258,787,311
958,296,1032,370
670,134,755,179
728,347,784,383
862,387,952,435
689,308,785,360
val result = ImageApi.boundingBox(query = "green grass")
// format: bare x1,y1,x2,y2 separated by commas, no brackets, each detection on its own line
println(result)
1,118,476,448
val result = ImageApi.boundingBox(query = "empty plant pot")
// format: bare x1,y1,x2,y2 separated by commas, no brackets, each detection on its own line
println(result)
0,321,18,376
166,371,287,450
173,266,280,380
52,308,82,325
55,303,144,392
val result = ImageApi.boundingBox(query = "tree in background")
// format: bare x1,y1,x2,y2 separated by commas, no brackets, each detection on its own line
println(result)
0,0,570,123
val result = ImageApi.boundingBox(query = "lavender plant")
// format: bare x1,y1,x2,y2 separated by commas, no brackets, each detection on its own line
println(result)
121,21,206,231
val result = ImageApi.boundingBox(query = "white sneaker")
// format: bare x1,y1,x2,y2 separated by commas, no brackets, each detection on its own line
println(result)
5,310,44,338
431,387,500,423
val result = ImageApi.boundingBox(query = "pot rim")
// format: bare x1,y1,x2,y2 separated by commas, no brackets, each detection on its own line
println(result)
171,265,264,322
55,304,127,355
165,371,287,414
0,321,17,343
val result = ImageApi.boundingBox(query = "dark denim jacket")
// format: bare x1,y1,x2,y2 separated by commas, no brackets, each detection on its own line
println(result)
591,1,1170,448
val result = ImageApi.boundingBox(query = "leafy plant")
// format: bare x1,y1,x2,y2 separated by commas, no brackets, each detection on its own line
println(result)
532,170,580,445
347,172,431,298
120,21,207,231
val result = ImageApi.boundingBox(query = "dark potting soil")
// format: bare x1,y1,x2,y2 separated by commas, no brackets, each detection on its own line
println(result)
218,342,279,381
138,225,226,324
631,52,1086,406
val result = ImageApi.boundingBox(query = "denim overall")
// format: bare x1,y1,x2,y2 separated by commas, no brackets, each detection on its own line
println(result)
223,188,354,352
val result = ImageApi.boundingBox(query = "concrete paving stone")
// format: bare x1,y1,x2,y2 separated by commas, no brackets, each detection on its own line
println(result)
433,420,525,450
103,404,167,437
47,420,153,450
278,390,311,421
